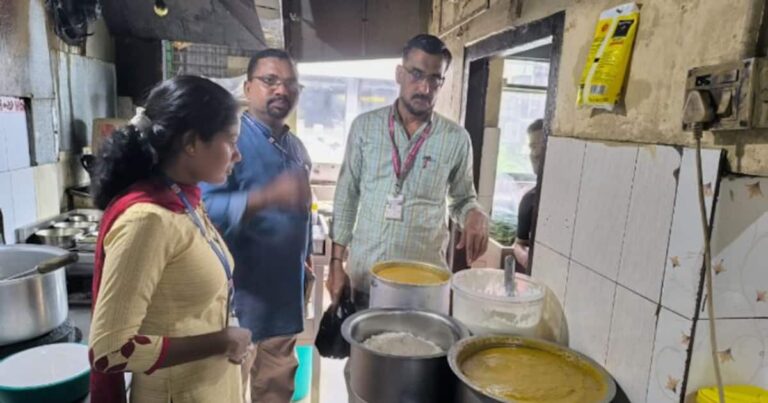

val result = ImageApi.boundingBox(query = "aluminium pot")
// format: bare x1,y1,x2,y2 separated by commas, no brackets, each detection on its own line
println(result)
34,228,83,249
342,308,469,403
448,335,617,403
0,245,69,345
52,221,96,231
369,261,451,314
66,211,100,223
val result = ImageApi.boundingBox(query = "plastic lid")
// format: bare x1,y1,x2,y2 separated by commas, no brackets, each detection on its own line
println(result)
451,268,544,303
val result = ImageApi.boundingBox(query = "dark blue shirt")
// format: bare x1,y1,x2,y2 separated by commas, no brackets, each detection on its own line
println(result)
201,113,312,342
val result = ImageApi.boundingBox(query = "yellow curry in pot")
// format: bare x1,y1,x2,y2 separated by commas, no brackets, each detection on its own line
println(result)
460,346,606,403
374,265,449,286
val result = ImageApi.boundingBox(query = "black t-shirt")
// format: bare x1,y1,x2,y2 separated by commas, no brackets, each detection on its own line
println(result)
517,186,538,242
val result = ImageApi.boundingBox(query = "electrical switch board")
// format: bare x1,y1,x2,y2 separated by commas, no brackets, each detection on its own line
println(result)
684,58,768,131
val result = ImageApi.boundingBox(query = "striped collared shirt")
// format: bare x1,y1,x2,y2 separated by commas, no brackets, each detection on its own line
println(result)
331,104,481,291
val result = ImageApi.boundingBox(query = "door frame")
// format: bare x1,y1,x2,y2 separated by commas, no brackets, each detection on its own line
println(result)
450,11,565,272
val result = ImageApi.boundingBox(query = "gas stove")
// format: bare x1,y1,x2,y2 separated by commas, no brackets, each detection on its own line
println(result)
0,318,83,360
15,209,102,305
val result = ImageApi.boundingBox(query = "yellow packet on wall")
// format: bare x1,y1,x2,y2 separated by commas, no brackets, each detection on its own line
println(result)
577,3,640,110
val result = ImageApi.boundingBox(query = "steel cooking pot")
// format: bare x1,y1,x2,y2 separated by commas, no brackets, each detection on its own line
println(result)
0,245,70,345
448,335,616,403
34,228,83,249
369,261,451,314
52,221,96,231
342,308,469,403
67,212,99,223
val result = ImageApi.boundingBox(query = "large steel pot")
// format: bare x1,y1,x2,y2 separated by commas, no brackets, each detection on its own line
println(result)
342,308,469,403
448,335,616,403
0,245,69,345
369,261,451,314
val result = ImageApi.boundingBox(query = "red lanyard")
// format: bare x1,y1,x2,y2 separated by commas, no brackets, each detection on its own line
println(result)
388,107,432,194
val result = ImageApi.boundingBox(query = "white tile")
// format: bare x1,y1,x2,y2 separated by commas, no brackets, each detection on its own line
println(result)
564,261,616,364
0,114,8,173
618,145,681,302
661,148,723,319
34,163,61,219
605,286,657,403
10,168,37,232
0,172,15,243
647,308,694,402
571,142,638,281
536,137,586,257
686,319,768,398
531,242,569,304
0,98,31,171
703,176,768,319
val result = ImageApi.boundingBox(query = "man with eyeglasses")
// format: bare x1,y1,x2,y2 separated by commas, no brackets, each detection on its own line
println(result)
330,33,489,319
201,48,312,403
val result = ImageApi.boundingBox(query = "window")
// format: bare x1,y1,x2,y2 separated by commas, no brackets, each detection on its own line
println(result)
295,59,400,164
295,76,348,163
491,59,549,228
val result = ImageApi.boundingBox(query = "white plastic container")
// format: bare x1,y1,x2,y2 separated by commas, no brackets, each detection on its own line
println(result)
451,268,544,337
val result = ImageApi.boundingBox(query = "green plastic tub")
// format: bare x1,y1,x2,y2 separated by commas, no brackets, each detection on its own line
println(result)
0,343,90,403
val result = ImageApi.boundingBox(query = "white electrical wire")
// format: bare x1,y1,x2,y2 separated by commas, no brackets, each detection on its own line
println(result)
694,126,725,403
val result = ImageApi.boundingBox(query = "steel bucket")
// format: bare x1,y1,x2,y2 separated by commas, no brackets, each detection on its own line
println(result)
369,260,451,314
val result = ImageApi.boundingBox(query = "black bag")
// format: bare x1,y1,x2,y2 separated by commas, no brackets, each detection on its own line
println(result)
315,288,356,359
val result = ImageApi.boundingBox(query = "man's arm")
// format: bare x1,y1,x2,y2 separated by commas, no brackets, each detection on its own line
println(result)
201,170,248,236
328,119,364,302
202,164,310,237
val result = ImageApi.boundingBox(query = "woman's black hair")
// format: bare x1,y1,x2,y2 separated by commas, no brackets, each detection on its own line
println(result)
91,75,238,209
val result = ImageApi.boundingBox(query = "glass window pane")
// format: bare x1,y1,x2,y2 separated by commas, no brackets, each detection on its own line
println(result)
503,59,550,87
294,60,400,165
295,76,348,164
358,79,399,114
491,89,547,231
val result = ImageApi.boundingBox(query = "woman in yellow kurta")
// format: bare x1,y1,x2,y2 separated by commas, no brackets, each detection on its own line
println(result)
88,76,305,402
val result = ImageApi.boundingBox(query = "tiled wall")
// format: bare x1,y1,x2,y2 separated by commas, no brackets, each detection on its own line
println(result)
0,96,63,243
0,97,36,243
531,136,739,402
682,176,768,401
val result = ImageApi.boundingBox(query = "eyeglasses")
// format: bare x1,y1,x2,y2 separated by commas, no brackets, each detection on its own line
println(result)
402,66,445,88
251,75,303,92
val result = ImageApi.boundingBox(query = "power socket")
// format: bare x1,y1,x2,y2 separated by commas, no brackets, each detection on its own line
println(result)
683,58,768,131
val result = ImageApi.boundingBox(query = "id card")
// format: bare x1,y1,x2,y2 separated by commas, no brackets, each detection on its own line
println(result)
385,194,405,221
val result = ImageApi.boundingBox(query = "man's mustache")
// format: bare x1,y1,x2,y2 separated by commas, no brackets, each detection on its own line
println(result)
268,96,290,106
411,94,431,102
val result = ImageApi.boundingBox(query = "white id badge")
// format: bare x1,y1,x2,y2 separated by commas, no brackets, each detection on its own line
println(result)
385,194,405,221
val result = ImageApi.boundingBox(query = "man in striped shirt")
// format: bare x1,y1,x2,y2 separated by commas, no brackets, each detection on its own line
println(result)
328,34,489,308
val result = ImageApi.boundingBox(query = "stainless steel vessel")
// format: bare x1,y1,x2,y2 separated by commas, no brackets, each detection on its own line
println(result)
34,228,84,249
369,261,451,314
342,308,469,403
67,212,99,223
0,245,70,345
448,335,617,403
52,221,97,231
